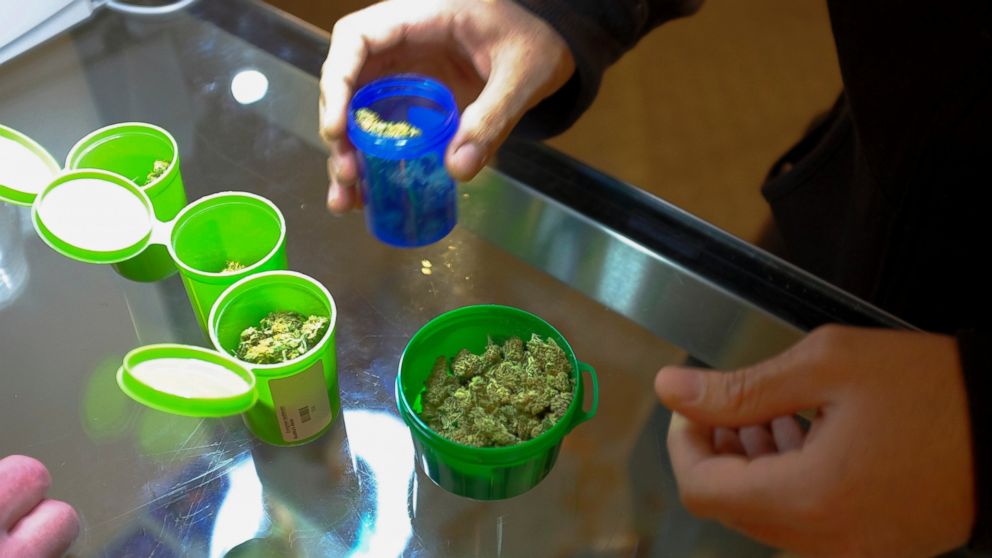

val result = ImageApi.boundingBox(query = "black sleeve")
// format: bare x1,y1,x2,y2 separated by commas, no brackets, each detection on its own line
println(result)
511,0,702,138
958,330,992,552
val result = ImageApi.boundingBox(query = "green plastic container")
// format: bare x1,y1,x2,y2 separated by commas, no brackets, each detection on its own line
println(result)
116,272,339,447
0,122,188,282
66,122,187,220
66,123,187,282
169,192,288,332
209,271,340,446
396,305,599,500
118,344,259,418
29,170,287,333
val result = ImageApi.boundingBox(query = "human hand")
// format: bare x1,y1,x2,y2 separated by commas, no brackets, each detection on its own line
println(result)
319,0,575,213
655,325,975,557
0,455,79,558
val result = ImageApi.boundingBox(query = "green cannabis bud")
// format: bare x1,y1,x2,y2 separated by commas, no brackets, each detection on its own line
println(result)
418,335,575,448
235,311,329,364
354,107,422,138
144,160,170,184
221,260,247,273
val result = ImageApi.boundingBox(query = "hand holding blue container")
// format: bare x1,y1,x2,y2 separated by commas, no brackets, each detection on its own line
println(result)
347,75,460,248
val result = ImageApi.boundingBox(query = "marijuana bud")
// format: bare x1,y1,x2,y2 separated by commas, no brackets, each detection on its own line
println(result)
417,335,575,448
221,260,247,273
235,311,329,364
145,160,170,184
354,107,422,138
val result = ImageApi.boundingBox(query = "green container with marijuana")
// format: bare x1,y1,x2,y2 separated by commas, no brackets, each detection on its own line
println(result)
66,122,187,282
170,192,288,333
209,271,340,446
396,305,599,500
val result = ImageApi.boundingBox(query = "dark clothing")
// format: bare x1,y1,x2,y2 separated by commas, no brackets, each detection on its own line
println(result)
513,0,992,550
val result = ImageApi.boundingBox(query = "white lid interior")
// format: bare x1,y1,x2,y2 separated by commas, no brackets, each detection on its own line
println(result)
35,176,153,252
0,130,59,203
129,357,253,399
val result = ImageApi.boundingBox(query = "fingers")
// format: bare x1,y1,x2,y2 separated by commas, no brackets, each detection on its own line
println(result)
320,2,418,143
713,427,746,455
655,346,832,427
714,421,804,457
320,2,452,144
739,425,778,458
6,499,80,558
668,414,808,523
445,61,537,181
326,141,360,214
771,415,806,452
0,456,51,531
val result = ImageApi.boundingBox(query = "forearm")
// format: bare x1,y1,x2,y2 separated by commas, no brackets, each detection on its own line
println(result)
512,0,702,137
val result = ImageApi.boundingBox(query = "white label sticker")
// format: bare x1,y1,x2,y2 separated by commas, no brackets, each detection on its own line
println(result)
267,361,332,442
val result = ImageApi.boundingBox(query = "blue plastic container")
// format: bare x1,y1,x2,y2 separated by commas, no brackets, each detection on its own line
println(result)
347,75,460,248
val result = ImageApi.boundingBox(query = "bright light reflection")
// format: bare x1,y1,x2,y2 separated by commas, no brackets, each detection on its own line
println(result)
344,409,415,558
231,70,269,105
209,456,268,558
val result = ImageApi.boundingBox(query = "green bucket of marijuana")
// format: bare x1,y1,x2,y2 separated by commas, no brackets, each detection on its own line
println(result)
396,305,599,500
66,122,188,282
208,271,340,446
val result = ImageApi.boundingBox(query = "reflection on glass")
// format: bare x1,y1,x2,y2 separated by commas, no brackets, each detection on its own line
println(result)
0,204,29,311
209,456,267,558
595,236,650,315
136,411,213,459
343,409,415,558
231,70,269,105
82,353,135,442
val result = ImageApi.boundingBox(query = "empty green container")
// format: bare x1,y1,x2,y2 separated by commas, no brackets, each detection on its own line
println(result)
396,305,599,500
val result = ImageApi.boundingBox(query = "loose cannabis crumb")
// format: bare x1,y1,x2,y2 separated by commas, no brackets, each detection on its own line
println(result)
355,107,422,138
418,335,575,448
221,260,247,273
235,311,329,364
145,160,170,184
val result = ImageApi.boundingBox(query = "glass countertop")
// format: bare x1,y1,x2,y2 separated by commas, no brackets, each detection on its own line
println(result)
0,2,903,556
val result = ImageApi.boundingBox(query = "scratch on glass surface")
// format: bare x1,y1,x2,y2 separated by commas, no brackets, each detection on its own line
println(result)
409,474,418,519
496,515,504,558
175,420,206,457
92,454,242,529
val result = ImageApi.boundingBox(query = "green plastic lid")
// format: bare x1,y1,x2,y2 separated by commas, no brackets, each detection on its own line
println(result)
0,124,60,206
31,169,156,264
117,344,258,417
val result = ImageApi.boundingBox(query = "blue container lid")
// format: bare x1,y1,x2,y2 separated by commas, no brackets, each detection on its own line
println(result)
347,75,459,160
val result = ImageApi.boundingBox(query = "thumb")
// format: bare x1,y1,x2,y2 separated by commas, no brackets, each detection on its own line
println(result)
446,63,533,181
655,354,828,427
